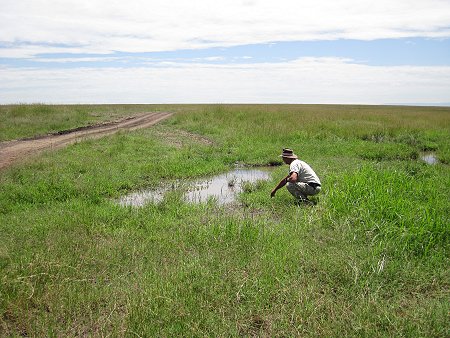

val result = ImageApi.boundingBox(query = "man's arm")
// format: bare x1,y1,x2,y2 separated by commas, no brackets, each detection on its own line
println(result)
288,171,298,183
271,176,288,197
270,172,298,197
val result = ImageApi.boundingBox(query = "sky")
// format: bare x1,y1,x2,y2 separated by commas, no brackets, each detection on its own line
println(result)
1,0,450,105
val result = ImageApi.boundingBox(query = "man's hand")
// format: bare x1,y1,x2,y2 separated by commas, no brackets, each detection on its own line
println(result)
270,189,277,198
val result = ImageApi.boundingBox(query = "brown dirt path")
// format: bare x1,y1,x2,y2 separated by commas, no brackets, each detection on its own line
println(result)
0,112,173,170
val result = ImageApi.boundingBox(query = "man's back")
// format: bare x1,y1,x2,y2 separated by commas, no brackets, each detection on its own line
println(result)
289,159,321,185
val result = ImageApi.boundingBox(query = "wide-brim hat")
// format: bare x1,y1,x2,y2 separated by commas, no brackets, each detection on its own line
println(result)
280,148,298,159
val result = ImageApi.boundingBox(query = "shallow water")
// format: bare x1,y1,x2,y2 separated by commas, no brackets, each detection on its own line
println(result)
185,169,271,204
117,168,272,207
421,152,438,165
118,188,166,207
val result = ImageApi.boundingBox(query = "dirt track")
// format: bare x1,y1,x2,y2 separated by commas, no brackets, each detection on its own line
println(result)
0,112,173,170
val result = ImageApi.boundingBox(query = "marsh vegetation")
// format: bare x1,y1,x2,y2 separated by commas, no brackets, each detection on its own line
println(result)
0,104,449,336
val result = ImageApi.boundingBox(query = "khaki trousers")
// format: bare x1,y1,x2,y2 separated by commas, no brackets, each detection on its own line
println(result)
286,182,321,200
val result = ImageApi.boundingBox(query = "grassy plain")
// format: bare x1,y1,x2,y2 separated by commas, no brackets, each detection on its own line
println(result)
0,104,449,336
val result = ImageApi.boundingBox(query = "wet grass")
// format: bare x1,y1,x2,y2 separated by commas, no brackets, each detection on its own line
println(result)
0,104,449,336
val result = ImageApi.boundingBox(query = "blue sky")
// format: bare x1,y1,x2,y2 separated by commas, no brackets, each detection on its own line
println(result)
2,38,450,69
1,0,450,104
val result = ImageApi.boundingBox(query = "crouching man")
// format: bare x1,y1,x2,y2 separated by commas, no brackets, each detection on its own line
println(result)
270,148,321,201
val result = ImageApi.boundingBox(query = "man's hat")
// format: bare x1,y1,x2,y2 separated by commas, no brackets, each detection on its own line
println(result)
280,148,298,159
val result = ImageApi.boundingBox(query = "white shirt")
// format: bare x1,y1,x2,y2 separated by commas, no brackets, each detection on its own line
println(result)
289,159,321,185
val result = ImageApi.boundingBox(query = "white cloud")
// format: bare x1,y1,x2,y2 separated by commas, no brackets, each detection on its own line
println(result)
2,1,449,104
1,58,449,104
1,0,450,57
194,56,225,62
34,57,122,63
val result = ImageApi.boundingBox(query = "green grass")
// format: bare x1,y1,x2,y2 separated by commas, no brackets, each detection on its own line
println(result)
0,104,449,336
0,104,197,141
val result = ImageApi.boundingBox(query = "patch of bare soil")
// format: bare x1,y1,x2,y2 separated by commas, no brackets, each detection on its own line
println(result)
154,129,214,148
0,112,173,170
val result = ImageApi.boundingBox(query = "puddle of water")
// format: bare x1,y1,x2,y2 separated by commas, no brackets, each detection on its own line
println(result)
185,169,271,205
117,168,272,207
118,188,167,207
421,152,438,165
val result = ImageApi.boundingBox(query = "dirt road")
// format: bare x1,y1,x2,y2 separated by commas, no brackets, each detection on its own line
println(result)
0,111,173,170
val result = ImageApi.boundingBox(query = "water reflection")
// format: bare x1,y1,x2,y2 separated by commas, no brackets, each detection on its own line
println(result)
117,168,272,207
420,152,438,165
118,188,166,207
185,169,271,204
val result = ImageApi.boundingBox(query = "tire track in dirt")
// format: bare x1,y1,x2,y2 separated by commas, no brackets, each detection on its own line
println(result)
0,112,173,170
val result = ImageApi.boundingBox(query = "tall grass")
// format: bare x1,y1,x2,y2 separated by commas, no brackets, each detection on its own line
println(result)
0,104,449,336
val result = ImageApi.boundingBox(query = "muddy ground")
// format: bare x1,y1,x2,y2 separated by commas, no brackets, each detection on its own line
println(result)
0,112,173,170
